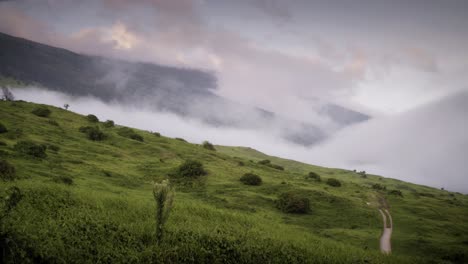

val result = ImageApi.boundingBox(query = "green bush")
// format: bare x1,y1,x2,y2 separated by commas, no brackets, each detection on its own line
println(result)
14,141,47,158
53,175,73,185
177,160,206,178
6,128,23,139
0,122,8,133
388,190,403,197
372,183,386,191
47,120,59,126
117,127,144,142
276,192,310,214
0,159,16,180
86,114,99,123
175,137,187,142
79,126,106,141
153,132,161,137
306,172,321,182
31,107,51,117
258,159,270,165
202,141,216,151
326,178,341,187
240,173,262,186
103,120,115,128
268,164,284,171
46,144,60,152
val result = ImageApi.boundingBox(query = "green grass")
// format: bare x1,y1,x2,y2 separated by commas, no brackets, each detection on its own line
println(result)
0,100,467,263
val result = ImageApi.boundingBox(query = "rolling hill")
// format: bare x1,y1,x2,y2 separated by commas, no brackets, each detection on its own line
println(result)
0,100,467,263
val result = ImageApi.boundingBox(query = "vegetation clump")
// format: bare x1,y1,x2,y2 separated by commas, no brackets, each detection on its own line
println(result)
202,141,216,151
0,122,7,133
326,178,341,187
46,144,60,152
0,159,16,181
372,183,386,191
79,126,106,141
258,159,284,170
388,190,403,197
177,160,206,178
153,180,174,244
117,127,144,142
240,173,262,186
152,132,161,137
305,172,321,182
103,120,114,128
86,114,99,123
276,192,310,214
175,137,187,142
47,119,59,126
31,106,51,117
258,159,270,165
14,140,47,158
53,175,73,185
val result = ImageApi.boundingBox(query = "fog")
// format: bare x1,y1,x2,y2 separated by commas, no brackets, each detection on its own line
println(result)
12,87,468,193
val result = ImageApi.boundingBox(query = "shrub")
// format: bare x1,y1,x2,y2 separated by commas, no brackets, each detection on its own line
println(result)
240,173,262,186
47,120,59,126
153,132,161,137
268,164,284,170
153,180,174,244
0,141,6,146
0,159,16,181
79,126,106,141
237,161,245,166
31,107,51,117
372,183,386,191
117,127,144,142
53,175,73,185
388,190,403,197
6,128,23,139
202,141,216,151
306,172,321,182
276,192,310,214
103,120,115,128
0,122,7,133
177,160,206,178
47,144,60,152
258,159,271,165
86,114,99,123
14,141,47,158
175,137,187,142
326,178,341,187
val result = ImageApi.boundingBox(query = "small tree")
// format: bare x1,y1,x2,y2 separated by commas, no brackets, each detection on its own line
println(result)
177,160,206,178
240,173,262,186
63,104,69,110
103,120,115,128
1,86,14,101
276,192,310,214
326,178,341,187
153,180,174,244
0,160,16,181
202,141,216,151
306,172,321,182
31,107,51,117
86,114,99,123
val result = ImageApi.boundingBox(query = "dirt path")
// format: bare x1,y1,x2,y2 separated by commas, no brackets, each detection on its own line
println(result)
378,208,393,254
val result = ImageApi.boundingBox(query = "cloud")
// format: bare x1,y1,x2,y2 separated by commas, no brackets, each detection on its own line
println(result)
11,87,468,193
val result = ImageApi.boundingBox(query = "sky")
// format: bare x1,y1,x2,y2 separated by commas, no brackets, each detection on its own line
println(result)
1,0,467,115
1,0,468,191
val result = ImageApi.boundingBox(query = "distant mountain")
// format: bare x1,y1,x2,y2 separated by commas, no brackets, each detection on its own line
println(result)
0,32,369,146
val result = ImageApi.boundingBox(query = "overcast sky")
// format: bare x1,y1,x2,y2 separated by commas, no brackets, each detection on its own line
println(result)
1,0,467,115
1,0,468,192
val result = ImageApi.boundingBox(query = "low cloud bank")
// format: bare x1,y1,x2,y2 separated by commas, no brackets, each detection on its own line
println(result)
12,88,468,193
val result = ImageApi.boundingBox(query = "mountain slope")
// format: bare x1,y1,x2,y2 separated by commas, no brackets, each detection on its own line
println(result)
0,32,369,146
0,100,467,263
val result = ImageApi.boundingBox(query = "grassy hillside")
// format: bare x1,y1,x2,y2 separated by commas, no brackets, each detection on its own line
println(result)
0,100,467,263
